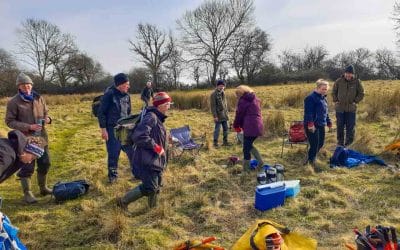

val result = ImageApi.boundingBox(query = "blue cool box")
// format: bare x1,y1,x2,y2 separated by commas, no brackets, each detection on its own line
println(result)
284,180,300,197
254,183,285,211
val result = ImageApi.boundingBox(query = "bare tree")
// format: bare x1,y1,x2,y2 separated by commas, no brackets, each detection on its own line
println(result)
129,23,173,87
164,40,183,88
375,48,400,79
279,50,303,73
302,45,328,70
17,18,76,85
192,65,201,87
68,52,105,86
177,0,254,85
393,1,400,47
231,27,271,83
0,48,19,95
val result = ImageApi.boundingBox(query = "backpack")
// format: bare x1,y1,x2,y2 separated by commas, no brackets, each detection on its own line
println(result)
52,180,90,202
91,86,114,117
289,121,307,142
91,94,103,117
114,110,145,146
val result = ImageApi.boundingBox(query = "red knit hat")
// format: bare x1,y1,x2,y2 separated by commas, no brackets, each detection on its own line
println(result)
153,92,172,107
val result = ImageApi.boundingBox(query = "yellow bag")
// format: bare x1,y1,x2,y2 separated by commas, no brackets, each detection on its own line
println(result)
231,219,317,250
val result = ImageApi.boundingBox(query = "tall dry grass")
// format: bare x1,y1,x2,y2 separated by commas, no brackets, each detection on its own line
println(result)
364,90,400,122
281,90,309,108
263,111,286,138
170,91,237,111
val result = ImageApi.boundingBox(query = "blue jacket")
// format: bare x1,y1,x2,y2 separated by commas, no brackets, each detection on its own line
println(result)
303,91,331,127
98,86,131,128
131,107,167,178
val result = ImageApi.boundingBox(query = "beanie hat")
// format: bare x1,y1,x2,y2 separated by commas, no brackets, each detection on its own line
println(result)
16,73,33,86
153,92,172,107
24,143,44,158
345,65,355,74
114,73,129,86
216,79,225,86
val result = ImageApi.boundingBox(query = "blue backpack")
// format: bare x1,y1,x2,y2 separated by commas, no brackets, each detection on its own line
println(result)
52,180,90,202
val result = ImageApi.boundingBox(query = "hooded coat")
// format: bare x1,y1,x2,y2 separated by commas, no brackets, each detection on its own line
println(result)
233,92,264,137
0,130,30,183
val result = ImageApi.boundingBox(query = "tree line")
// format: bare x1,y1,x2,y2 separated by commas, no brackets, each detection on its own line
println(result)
1,0,400,96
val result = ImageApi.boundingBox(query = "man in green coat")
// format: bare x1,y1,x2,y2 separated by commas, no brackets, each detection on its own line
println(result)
332,65,364,146
210,79,231,147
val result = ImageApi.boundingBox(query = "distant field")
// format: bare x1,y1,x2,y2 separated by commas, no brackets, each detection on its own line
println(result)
0,80,399,249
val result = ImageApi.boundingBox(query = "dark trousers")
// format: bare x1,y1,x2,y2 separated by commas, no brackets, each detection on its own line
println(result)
139,169,162,196
305,125,325,162
336,112,356,146
213,120,228,143
18,145,51,178
106,127,133,179
243,136,257,160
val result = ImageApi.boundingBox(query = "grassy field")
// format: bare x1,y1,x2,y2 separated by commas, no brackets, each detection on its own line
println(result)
0,81,399,250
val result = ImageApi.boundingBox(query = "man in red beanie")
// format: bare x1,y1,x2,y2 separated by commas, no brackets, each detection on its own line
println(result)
117,92,172,210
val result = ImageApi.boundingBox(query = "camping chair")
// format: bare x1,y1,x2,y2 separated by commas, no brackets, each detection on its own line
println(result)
281,121,309,157
169,125,205,158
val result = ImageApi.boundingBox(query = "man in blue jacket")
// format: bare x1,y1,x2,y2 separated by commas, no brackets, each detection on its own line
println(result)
97,73,132,183
303,79,332,166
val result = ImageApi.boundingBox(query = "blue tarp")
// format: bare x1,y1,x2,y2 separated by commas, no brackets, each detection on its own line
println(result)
330,146,387,168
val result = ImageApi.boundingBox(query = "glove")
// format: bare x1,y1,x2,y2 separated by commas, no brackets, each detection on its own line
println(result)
234,127,242,133
307,122,316,133
153,144,165,155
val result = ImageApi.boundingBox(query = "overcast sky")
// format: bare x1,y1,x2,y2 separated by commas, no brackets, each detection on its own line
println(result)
0,0,397,78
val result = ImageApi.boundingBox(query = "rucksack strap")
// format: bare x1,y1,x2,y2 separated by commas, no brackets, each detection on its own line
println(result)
249,221,290,250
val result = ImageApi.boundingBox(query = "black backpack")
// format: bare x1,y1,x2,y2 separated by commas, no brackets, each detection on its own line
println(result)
92,86,113,117
52,180,90,202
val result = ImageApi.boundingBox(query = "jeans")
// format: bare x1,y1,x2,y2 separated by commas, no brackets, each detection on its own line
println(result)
243,136,257,160
106,126,133,179
213,120,228,143
18,145,51,178
336,112,356,146
305,125,325,162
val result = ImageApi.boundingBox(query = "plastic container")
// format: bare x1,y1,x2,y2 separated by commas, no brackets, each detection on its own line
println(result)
284,180,300,197
257,171,267,185
250,159,258,170
274,164,285,182
266,168,277,183
255,182,285,211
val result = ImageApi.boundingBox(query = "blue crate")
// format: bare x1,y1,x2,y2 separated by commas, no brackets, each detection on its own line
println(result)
255,182,285,211
284,180,300,197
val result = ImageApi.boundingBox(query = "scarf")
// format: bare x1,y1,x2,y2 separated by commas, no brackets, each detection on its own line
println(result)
18,90,34,102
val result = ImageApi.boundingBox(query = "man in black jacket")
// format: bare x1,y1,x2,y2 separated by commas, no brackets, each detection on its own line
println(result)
117,92,172,210
97,73,132,183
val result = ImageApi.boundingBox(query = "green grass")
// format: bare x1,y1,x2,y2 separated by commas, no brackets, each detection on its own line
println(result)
0,81,399,249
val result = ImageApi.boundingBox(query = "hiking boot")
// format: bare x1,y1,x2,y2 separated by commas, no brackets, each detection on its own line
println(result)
222,141,232,146
20,178,38,204
242,160,251,172
213,141,219,148
37,173,52,196
108,176,118,184
116,197,128,210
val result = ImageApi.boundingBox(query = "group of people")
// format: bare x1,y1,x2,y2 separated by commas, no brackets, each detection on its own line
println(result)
0,64,363,211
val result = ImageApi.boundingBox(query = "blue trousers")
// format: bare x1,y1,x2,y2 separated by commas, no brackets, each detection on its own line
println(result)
213,120,228,143
243,136,257,160
336,112,356,146
106,127,133,179
305,125,325,162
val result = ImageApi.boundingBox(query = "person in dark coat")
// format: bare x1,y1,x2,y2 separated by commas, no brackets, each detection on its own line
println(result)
1,130,44,202
332,65,364,146
140,81,154,107
303,79,332,166
210,79,231,147
233,85,264,171
98,73,133,183
117,92,172,210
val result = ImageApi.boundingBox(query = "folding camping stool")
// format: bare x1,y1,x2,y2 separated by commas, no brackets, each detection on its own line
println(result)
169,125,205,158
281,121,309,157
